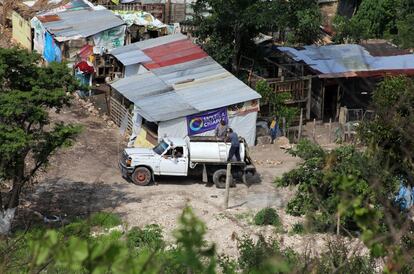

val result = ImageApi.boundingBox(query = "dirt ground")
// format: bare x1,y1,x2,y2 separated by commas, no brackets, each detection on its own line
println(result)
16,98,363,258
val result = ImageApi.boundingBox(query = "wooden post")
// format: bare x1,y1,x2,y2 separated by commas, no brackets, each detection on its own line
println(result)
298,108,303,142
306,76,312,120
312,118,316,141
328,118,332,143
224,163,231,209
282,117,286,137
337,212,340,235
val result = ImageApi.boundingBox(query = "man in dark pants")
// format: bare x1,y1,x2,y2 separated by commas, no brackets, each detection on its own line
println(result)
226,128,241,162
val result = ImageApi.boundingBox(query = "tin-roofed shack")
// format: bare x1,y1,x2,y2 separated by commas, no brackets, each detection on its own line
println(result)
258,41,414,121
108,34,261,147
30,0,126,64
10,0,71,51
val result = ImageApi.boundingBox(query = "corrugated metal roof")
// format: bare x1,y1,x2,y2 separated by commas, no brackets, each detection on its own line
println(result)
152,57,227,85
114,59,260,121
42,9,125,41
110,43,152,66
111,72,172,103
131,33,187,50
143,39,207,69
277,44,414,78
110,35,261,122
132,91,198,121
175,73,260,112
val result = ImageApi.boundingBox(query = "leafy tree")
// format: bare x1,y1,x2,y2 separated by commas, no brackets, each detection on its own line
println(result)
286,0,322,45
333,0,414,48
0,48,81,234
359,75,414,176
394,0,414,48
190,0,322,69
332,15,369,43
351,0,398,38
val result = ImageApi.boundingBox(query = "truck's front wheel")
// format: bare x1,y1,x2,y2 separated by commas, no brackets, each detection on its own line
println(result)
212,169,233,188
132,167,152,186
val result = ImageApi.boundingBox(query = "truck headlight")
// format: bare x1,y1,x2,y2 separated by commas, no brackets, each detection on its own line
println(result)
126,158,132,167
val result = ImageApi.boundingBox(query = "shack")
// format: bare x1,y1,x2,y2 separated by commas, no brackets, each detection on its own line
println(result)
267,41,414,121
108,34,261,146
30,0,126,64
10,0,70,51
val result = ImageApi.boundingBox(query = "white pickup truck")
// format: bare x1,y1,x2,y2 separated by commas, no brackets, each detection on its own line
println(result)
119,136,257,188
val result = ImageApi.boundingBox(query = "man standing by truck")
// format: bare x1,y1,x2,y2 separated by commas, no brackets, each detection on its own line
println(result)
215,119,229,138
226,128,241,162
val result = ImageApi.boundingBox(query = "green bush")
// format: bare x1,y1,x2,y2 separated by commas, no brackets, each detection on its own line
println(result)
313,240,375,274
291,223,305,235
289,139,325,160
237,235,298,273
126,224,164,250
254,208,282,227
89,212,122,228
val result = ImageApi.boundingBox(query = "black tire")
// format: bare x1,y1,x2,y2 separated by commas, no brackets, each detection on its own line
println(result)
243,170,260,185
131,167,152,186
212,169,233,189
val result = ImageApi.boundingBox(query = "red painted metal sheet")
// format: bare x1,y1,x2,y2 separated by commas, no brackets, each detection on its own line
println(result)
143,40,196,57
145,52,208,70
143,39,207,69
38,14,61,23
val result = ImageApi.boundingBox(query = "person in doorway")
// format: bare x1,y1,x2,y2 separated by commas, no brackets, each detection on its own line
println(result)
226,128,241,162
215,119,229,138
269,116,280,144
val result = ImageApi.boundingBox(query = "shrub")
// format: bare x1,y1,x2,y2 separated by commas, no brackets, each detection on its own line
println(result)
254,208,282,227
126,224,164,250
289,139,325,160
237,236,279,271
291,223,305,234
89,212,122,228
237,235,298,273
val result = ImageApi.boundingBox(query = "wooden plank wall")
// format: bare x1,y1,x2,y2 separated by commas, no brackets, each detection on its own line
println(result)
110,97,133,133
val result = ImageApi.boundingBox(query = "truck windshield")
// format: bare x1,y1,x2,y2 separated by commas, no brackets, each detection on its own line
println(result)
153,141,169,155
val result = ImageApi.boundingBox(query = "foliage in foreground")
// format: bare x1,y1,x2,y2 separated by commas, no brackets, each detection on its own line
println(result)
277,138,414,271
275,75,414,271
0,207,385,274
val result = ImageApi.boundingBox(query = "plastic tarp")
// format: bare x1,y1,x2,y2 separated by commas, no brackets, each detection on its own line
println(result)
93,25,126,52
114,10,166,29
158,111,258,146
395,183,414,210
43,32,62,63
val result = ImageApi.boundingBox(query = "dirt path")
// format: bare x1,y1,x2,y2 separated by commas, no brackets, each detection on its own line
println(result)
17,98,317,257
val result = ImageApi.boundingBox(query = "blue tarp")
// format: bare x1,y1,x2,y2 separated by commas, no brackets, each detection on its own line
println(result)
276,44,414,76
395,183,414,210
43,32,62,63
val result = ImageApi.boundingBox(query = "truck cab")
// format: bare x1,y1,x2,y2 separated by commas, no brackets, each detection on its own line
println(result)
120,138,189,185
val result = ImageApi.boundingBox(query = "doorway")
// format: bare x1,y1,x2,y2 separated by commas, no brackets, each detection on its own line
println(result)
323,85,339,121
